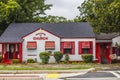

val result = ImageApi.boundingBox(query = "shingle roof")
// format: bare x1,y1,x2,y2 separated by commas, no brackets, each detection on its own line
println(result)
0,22,95,43
96,33,119,40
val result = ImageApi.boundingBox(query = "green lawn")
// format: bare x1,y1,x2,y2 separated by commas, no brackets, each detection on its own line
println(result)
0,63,120,70
0,63,92,70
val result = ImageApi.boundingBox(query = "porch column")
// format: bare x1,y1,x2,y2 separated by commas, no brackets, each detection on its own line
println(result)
106,43,111,64
13,44,18,59
96,43,101,63
19,43,22,62
6,44,9,52
2,43,4,60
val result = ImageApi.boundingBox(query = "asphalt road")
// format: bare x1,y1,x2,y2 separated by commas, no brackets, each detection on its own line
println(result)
66,78,120,80
62,71,120,80
0,70,120,80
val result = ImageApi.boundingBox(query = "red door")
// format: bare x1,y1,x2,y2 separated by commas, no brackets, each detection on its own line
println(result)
96,43,111,64
100,43,111,64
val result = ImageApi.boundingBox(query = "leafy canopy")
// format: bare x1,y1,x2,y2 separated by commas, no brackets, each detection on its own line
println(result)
0,0,52,33
78,0,120,33
0,0,52,23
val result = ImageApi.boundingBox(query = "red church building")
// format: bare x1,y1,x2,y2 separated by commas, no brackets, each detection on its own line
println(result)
0,23,120,64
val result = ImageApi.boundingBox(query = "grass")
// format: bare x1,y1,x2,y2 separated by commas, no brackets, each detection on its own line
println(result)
0,62,120,70
0,67,91,70
0,63,92,70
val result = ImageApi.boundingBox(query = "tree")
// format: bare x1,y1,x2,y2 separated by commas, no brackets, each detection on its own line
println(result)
73,16,87,22
15,0,52,22
44,15,68,23
78,0,120,33
0,0,52,34
0,0,52,22
0,0,22,23
0,0,21,33
33,15,71,23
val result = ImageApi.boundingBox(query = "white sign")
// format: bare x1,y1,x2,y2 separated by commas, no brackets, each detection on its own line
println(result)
110,54,117,59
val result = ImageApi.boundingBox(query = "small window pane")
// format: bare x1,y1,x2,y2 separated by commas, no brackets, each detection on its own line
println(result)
82,48,90,54
64,49,71,54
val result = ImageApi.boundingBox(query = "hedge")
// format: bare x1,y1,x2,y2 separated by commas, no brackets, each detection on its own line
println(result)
27,58,35,63
0,55,2,63
54,51,63,63
12,59,20,64
81,54,93,63
39,52,50,64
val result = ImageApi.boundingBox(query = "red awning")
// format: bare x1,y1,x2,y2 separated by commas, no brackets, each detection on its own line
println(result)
63,42,72,48
27,42,37,49
45,41,55,49
82,42,90,48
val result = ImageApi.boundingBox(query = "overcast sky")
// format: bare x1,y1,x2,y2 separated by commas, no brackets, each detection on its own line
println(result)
45,0,85,20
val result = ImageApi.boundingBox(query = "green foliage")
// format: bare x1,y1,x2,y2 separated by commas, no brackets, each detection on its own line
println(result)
39,52,50,64
0,0,52,23
0,55,2,63
12,59,19,64
78,0,120,33
0,0,21,23
0,0,21,33
81,54,93,63
33,15,72,23
27,58,35,63
73,16,87,22
64,54,70,64
0,0,52,34
54,51,63,63
71,61,79,64
111,59,117,64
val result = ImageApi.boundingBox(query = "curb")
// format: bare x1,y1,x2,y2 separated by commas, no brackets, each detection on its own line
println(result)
0,68,95,74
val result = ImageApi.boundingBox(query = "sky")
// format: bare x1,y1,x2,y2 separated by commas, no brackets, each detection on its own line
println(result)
45,0,85,20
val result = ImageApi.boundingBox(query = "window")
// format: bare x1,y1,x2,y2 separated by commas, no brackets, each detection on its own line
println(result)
112,47,120,56
82,42,90,54
82,48,90,54
45,41,55,50
78,41,93,54
27,42,37,49
61,42,75,55
112,47,116,54
64,49,72,54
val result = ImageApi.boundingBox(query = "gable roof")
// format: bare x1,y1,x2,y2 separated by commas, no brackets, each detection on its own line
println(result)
96,33,119,40
0,22,95,43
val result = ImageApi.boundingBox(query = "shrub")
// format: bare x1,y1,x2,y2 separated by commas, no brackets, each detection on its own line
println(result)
64,54,70,64
71,61,79,64
81,54,93,63
12,59,19,64
54,51,63,63
27,58,35,63
111,59,117,64
39,52,50,64
0,55,2,63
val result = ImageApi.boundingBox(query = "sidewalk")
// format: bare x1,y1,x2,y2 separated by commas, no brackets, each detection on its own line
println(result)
0,72,87,80
0,68,95,80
